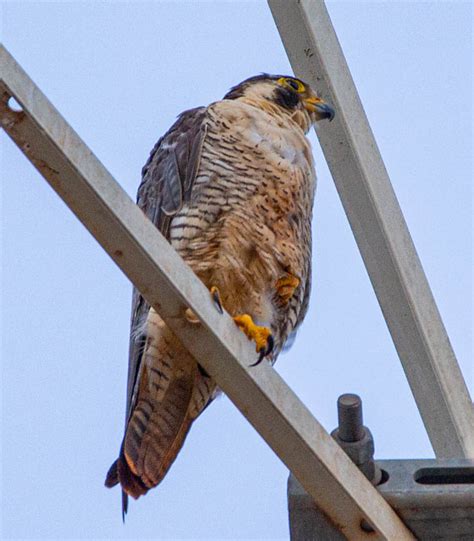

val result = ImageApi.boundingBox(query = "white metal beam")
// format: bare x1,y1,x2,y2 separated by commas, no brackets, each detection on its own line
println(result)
268,0,474,459
0,45,414,540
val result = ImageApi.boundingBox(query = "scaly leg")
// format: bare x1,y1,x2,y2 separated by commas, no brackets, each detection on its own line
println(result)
204,286,274,366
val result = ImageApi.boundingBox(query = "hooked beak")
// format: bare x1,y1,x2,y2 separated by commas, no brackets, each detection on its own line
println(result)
304,96,335,121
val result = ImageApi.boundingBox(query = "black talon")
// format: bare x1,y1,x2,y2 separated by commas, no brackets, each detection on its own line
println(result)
265,334,274,356
249,349,266,367
249,334,274,367
212,288,224,314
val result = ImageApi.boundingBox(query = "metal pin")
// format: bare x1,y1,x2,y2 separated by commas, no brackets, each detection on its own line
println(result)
337,393,364,442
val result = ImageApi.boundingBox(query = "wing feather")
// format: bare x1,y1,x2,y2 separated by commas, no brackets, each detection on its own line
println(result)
125,106,207,423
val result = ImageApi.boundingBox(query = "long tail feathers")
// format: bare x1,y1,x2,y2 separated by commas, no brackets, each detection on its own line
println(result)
105,364,215,517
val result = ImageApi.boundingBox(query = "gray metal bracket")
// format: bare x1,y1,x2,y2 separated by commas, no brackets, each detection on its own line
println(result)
289,459,474,540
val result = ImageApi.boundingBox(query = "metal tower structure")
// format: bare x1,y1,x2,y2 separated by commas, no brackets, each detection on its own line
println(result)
1,2,473,539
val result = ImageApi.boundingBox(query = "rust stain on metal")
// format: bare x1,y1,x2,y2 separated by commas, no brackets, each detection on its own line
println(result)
35,159,60,177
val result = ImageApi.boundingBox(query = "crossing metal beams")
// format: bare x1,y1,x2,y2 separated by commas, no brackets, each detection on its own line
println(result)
268,0,474,459
0,45,414,540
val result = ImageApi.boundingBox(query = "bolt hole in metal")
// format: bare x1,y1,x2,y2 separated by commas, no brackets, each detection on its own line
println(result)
377,469,390,485
7,96,23,112
414,466,474,485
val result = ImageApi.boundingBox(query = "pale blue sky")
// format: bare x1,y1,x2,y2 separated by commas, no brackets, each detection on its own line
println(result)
1,1,472,540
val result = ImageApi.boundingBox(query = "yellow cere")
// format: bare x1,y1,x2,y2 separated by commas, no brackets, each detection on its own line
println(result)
277,77,306,94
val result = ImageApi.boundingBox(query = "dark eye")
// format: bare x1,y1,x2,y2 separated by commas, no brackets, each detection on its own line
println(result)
287,79,300,91
277,77,306,94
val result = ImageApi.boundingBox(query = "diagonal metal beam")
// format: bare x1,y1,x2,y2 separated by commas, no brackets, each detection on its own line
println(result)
0,45,414,540
268,0,474,459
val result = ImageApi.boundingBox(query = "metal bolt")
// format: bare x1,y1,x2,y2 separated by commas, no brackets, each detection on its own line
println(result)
337,393,365,442
331,393,382,485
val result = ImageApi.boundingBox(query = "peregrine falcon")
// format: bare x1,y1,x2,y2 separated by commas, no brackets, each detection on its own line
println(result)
105,74,334,514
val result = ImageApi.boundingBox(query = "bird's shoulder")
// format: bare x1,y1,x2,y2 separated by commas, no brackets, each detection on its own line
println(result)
136,106,209,235
140,106,208,186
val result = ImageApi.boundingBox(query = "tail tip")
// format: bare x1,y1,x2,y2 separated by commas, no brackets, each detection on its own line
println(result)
122,490,128,522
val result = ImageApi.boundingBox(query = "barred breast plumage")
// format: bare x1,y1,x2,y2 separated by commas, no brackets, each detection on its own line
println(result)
170,99,315,350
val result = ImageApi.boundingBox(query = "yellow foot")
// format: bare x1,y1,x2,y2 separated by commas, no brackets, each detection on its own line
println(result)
276,273,300,304
233,314,274,366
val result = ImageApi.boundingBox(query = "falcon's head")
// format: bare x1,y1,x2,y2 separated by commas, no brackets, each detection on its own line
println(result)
224,73,335,131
